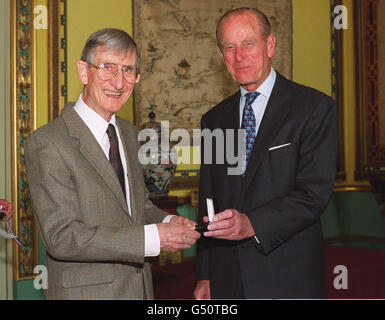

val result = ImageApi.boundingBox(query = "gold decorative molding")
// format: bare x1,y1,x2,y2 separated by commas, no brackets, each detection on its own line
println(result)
333,185,371,193
11,0,38,280
170,176,199,190
48,0,67,121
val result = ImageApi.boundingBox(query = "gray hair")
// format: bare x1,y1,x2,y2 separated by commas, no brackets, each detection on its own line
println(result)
216,7,272,49
80,28,140,71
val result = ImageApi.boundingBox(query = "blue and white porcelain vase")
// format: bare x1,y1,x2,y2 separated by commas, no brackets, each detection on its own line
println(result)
141,112,176,195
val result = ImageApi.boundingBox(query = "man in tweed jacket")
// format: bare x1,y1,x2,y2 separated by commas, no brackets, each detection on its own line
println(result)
25,28,199,299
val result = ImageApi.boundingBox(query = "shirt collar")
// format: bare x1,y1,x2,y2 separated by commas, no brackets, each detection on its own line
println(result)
240,67,276,100
73,94,116,143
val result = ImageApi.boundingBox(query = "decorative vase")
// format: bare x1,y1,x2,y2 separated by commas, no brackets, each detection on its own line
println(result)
141,112,177,196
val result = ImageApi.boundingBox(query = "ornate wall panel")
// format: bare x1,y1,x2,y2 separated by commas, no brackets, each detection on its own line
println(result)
11,0,38,280
356,0,385,171
355,0,385,213
363,1,385,166
330,0,346,183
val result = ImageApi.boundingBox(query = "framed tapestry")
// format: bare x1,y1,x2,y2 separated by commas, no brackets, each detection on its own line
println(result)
133,0,292,135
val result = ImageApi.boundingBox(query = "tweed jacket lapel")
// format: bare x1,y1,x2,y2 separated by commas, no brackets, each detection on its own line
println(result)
115,118,139,224
220,92,243,199
60,104,131,218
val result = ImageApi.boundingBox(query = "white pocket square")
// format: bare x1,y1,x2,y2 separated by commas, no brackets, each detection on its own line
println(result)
268,143,291,151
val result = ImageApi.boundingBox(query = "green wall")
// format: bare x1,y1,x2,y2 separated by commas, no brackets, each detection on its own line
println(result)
13,238,46,300
322,192,385,250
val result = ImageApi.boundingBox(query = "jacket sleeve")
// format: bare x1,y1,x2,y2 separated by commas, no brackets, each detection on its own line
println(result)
248,96,338,255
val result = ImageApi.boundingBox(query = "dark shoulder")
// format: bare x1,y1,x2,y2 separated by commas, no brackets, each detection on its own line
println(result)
277,73,336,108
202,91,240,122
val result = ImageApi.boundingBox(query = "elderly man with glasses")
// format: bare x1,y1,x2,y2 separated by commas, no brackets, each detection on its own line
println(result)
25,28,200,300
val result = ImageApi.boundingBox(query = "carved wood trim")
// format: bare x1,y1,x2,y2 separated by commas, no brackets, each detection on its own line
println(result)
11,0,38,280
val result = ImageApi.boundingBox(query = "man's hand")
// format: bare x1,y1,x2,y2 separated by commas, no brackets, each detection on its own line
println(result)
194,280,211,300
203,209,255,241
0,199,14,220
157,222,200,252
169,215,197,230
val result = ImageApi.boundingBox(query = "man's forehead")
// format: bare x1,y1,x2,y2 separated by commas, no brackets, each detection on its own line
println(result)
220,24,262,43
94,46,136,62
221,11,260,27
220,14,262,37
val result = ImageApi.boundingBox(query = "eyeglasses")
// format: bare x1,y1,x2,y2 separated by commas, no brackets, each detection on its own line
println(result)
86,61,139,84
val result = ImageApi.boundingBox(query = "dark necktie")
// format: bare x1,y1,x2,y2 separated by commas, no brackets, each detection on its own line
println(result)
106,124,126,199
241,92,260,175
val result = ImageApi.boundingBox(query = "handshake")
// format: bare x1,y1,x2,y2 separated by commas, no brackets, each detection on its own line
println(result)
157,216,201,253
157,197,255,253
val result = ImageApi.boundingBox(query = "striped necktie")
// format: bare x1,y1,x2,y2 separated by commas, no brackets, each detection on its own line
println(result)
106,124,126,199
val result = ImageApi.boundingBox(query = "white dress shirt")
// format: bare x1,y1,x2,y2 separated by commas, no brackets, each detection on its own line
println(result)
239,67,277,244
74,94,169,256
239,67,276,130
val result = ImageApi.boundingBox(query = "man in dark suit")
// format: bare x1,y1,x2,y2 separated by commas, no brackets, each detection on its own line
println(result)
194,8,338,299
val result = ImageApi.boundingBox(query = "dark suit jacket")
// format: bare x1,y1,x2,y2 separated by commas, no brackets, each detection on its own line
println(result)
25,104,168,299
196,72,338,299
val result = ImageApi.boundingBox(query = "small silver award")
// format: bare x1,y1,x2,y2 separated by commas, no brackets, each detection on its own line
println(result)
206,198,215,223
